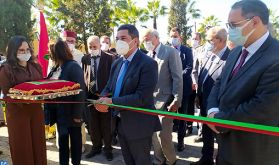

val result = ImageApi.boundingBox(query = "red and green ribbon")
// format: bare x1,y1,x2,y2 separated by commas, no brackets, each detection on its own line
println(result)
1,98,279,137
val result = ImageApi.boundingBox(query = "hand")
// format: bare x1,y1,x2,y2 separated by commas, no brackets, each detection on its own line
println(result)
195,96,200,109
207,112,220,134
73,118,82,123
167,101,179,112
95,97,112,113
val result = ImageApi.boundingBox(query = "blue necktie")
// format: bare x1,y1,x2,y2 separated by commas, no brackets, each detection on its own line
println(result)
112,60,129,117
114,60,129,97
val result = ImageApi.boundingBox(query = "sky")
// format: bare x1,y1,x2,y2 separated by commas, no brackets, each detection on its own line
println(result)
136,0,279,41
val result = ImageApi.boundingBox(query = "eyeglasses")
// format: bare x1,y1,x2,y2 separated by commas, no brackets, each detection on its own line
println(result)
17,48,31,54
226,17,253,29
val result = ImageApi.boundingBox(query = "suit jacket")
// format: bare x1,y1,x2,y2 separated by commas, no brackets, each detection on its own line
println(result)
179,45,193,97
101,49,161,140
82,51,114,98
197,48,230,110
56,60,86,127
207,35,279,165
153,44,183,110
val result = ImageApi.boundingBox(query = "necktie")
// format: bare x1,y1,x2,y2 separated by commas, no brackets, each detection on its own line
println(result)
112,60,129,117
114,60,129,97
231,49,249,77
152,51,156,59
90,56,100,93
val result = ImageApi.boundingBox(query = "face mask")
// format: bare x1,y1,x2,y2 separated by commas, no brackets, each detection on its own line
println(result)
115,39,134,56
67,43,75,51
101,43,110,51
228,20,255,46
144,41,154,52
170,38,180,47
17,53,31,62
90,49,100,56
205,42,214,51
192,40,199,48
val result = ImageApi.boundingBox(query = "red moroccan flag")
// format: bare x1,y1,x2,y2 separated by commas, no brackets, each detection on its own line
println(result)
38,11,49,77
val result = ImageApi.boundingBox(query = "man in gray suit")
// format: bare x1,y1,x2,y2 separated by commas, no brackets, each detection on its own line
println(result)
207,1,279,165
95,24,161,165
143,29,183,165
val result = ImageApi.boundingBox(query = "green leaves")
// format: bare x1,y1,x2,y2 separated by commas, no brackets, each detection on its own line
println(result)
0,0,34,53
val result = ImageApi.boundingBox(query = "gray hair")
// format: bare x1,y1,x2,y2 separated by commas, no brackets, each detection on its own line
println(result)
87,35,100,45
143,28,160,38
207,26,227,42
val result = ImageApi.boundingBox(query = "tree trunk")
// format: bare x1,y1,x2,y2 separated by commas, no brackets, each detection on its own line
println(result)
153,17,157,29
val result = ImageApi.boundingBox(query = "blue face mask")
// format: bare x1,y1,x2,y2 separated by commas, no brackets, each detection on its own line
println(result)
228,20,255,46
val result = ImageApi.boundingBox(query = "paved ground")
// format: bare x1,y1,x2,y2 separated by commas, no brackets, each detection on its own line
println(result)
0,123,217,165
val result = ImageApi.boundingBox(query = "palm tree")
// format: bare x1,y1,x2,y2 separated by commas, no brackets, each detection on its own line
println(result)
198,15,221,42
111,0,148,26
145,0,167,29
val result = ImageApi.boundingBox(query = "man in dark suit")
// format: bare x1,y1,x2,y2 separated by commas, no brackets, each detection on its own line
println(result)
169,27,193,152
191,27,230,165
207,1,279,165
95,24,161,165
82,35,114,161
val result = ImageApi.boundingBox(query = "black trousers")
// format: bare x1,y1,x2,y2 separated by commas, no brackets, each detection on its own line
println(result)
177,96,189,142
199,96,215,161
57,125,82,165
89,107,112,152
118,119,153,165
187,90,196,127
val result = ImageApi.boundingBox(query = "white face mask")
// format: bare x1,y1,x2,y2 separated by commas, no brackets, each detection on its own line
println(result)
115,39,134,56
170,38,180,47
101,43,110,51
144,41,155,52
67,43,75,51
17,53,31,62
90,49,100,56
192,40,199,48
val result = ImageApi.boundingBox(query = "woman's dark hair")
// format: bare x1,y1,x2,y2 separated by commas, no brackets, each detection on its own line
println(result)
6,36,35,65
51,39,73,65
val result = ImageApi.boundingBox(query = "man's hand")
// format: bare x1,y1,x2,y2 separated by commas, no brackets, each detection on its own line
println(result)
207,112,220,134
95,97,112,113
168,101,179,112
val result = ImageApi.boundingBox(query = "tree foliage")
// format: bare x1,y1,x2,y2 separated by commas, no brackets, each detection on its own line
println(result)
269,9,279,39
168,0,200,45
197,15,221,42
110,0,149,26
0,0,34,54
145,0,168,29
45,0,112,53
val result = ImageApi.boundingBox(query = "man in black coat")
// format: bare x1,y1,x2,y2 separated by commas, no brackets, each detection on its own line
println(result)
207,1,279,165
82,35,114,161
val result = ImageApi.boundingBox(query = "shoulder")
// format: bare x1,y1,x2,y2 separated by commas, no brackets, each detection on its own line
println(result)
101,51,113,60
